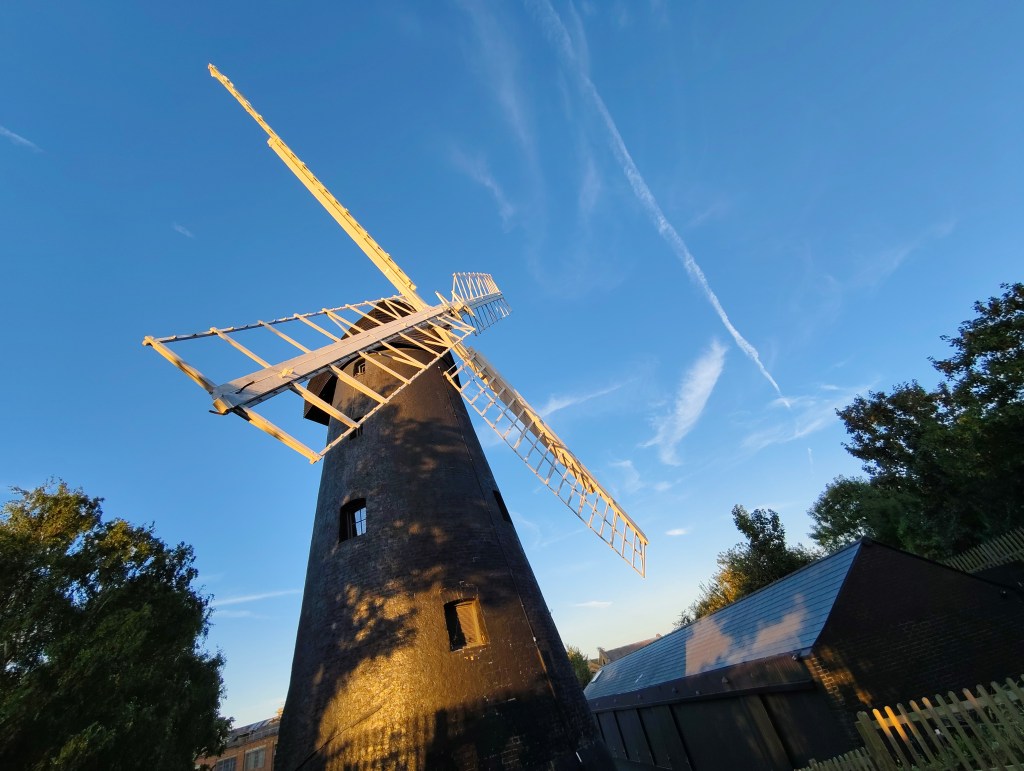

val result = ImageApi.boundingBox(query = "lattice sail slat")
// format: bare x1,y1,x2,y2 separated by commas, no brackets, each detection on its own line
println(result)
446,346,648,576
144,291,495,462
195,64,651,575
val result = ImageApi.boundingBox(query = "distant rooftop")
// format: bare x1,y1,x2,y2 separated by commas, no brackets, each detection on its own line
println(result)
596,635,661,666
584,541,863,700
225,715,280,747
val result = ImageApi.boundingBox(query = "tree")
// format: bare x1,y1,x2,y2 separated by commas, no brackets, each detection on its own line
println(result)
807,476,917,553
811,283,1024,558
931,282,1024,540
0,481,229,770
676,506,816,624
565,645,592,688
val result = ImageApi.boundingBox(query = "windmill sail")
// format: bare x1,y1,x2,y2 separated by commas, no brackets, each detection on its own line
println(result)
144,281,507,462
447,347,648,577
208,64,424,306
204,63,647,577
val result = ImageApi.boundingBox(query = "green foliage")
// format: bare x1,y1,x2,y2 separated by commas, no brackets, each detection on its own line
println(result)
565,645,593,688
808,476,917,553
677,506,816,624
811,283,1024,558
0,481,229,771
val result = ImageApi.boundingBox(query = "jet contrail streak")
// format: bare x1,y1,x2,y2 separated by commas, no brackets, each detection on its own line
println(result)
529,0,785,400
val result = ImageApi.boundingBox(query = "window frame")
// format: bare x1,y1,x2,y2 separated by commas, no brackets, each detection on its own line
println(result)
243,746,266,770
444,597,488,651
340,498,367,542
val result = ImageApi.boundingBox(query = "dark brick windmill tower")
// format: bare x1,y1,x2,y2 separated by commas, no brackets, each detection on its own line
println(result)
145,67,647,770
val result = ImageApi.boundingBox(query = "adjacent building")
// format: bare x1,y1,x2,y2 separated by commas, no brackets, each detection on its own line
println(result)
196,716,279,771
592,636,662,672
584,538,1024,770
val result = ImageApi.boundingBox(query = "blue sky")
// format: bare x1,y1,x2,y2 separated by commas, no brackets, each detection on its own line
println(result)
2,2,1021,726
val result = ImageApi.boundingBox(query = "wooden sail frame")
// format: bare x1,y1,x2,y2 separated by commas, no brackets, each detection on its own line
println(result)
146,64,650,575
144,285,506,462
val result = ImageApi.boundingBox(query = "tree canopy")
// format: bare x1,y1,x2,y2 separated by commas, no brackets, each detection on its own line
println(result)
809,283,1024,558
565,645,593,688
677,506,815,625
0,481,229,771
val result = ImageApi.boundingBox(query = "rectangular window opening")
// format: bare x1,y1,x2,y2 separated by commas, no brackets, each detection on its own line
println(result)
444,598,487,651
493,490,512,522
243,747,266,770
340,499,367,542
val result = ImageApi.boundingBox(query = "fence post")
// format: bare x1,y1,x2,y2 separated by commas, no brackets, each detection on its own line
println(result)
854,712,896,771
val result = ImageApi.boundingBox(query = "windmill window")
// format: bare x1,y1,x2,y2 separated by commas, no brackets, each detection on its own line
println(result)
493,490,512,523
340,499,367,542
354,358,366,376
349,416,364,440
444,598,487,651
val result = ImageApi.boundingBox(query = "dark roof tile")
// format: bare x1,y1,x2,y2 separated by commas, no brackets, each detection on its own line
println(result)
584,541,862,700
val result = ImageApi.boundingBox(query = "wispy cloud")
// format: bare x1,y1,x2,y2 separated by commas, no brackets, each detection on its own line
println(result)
741,384,867,452
538,381,621,418
1,125,42,152
563,1,591,75
609,459,643,494
450,147,516,228
642,340,726,465
578,153,601,218
172,223,195,239
856,219,956,286
574,600,612,608
212,589,300,607
685,197,731,229
608,458,674,496
513,512,580,551
214,609,266,620
529,0,785,400
666,527,689,536
461,2,533,155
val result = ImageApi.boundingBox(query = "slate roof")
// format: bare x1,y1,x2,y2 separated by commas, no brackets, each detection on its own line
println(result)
584,540,863,700
597,635,661,664
225,716,280,746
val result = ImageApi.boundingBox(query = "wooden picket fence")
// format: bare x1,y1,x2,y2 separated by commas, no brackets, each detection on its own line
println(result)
943,527,1024,574
799,675,1024,770
802,746,876,769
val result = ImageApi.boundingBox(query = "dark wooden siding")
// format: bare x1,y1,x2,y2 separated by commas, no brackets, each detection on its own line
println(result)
637,706,691,770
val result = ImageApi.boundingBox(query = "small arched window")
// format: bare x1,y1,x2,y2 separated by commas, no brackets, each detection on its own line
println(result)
354,358,366,376
340,498,367,542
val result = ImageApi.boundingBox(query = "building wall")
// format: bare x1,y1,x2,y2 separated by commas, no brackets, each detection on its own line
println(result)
586,541,1024,769
196,721,278,771
588,655,847,770
811,540,1024,743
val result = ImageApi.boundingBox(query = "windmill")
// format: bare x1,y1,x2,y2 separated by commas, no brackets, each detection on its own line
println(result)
145,66,648,770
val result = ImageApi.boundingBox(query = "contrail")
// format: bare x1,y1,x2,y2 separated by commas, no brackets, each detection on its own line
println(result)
0,125,42,152
528,0,785,400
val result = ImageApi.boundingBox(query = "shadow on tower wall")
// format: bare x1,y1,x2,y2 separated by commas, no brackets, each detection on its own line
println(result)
298,693,598,771
279,361,608,771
